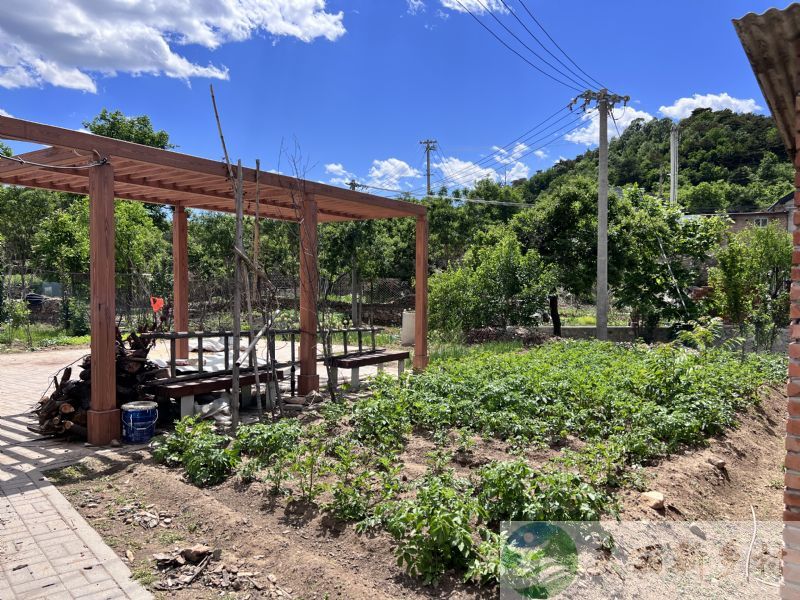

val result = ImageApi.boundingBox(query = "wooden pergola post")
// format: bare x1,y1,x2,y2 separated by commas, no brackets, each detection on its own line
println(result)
413,215,429,371
172,205,189,359
298,193,319,394
87,160,120,445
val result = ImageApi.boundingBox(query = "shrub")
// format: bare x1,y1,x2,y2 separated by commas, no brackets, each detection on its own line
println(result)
429,229,555,333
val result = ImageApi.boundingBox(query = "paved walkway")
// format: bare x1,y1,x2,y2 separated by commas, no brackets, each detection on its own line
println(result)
0,348,151,600
0,343,396,599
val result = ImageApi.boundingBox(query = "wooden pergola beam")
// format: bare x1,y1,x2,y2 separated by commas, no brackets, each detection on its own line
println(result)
0,116,425,218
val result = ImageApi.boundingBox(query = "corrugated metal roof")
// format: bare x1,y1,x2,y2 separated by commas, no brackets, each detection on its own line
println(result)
733,4,800,157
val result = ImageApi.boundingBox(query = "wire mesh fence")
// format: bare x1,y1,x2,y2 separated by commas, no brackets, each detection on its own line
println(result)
1,266,415,332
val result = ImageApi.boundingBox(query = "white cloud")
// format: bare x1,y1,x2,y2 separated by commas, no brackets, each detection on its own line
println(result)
440,0,507,14
505,162,530,181
326,158,420,190
0,0,346,93
533,149,547,159
0,108,11,117
565,107,654,146
658,92,761,119
407,0,425,14
324,162,355,186
434,156,497,188
367,158,421,189
492,142,528,165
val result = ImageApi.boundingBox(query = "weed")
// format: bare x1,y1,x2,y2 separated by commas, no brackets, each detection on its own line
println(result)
131,563,157,586
157,531,183,545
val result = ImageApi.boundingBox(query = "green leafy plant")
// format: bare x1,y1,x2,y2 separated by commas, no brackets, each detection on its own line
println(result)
235,419,301,459
376,470,485,583
152,416,238,486
290,426,329,503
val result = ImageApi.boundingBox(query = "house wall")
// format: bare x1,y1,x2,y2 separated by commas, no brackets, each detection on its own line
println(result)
729,211,789,233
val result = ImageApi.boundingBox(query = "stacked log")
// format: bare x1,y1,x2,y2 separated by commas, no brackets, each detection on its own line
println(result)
32,329,168,439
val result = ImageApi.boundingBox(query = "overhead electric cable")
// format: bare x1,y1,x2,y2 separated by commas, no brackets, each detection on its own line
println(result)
423,110,590,191
415,110,582,193
473,0,589,90
516,0,608,90
496,0,596,90
452,0,583,92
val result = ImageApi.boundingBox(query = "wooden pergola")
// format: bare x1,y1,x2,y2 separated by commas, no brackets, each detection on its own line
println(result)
0,115,429,446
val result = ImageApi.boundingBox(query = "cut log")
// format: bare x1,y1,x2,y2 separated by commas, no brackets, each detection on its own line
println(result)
36,327,163,440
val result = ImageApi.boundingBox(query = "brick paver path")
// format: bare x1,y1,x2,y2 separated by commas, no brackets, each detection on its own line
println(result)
0,348,151,599
0,342,394,599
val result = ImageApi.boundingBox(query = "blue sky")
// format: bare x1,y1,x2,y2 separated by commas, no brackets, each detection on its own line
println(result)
0,0,784,195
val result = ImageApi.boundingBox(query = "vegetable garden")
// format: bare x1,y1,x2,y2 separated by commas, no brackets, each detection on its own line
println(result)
151,337,784,590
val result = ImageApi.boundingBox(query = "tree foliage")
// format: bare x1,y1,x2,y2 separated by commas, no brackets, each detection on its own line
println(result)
708,223,791,349
429,228,555,332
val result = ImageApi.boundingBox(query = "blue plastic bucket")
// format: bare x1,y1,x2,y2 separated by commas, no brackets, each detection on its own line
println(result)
121,401,158,444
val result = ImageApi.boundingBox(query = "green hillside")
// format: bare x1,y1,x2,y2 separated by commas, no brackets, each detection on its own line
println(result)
522,108,793,213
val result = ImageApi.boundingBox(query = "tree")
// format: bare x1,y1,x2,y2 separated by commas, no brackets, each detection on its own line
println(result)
34,198,168,281
611,189,726,338
510,174,601,301
0,187,58,287
429,227,555,332
708,222,791,351
83,109,174,228
83,109,174,150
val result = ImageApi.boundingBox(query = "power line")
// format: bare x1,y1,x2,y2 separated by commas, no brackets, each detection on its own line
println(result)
417,109,580,193
452,0,583,92
423,110,590,192
515,0,608,91
494,0,596,90
423,105,571,190
473,0,589,90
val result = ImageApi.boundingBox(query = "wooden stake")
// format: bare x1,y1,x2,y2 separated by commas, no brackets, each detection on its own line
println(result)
231,160,244,430
241,266,263,418
253,158,261,293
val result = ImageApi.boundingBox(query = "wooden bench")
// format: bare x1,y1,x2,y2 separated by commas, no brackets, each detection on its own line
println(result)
327,350,409,391
148,369,284,418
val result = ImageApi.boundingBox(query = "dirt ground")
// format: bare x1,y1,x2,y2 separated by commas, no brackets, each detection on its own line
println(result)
618,384,786,522
48,385,788,599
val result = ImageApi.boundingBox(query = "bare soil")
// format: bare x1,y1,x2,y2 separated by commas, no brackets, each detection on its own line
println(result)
49,385,788,599
618,384,786,522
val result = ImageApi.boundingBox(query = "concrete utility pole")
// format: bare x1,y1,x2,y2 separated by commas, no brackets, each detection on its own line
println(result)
571,89,629,341
597,92,610,341
420,139,438,196
669,122,680,204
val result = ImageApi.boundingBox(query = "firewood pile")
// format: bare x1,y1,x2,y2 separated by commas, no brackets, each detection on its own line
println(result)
31,329,168,439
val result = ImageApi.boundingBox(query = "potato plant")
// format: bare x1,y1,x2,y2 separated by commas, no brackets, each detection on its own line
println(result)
152,339,784,586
